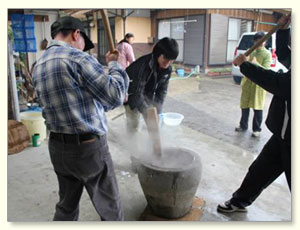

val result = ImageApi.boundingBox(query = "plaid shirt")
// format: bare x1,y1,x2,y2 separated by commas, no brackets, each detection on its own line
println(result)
33,40,129,135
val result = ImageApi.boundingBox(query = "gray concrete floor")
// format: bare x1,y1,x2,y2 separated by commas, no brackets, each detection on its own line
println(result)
7,74,291,221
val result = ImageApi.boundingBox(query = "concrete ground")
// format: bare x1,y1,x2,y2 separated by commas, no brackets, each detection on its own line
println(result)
7,74,291,221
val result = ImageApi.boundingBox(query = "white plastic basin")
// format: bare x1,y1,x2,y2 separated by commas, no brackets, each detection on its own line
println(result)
163,113,184,126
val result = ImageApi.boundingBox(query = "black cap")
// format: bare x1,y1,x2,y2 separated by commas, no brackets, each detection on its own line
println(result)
254,31,265,41
51,16,94,51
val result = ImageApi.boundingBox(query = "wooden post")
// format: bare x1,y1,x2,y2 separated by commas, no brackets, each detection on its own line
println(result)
203,11,210,73
121,9,125,37
99,9,115,52
8,39,20,121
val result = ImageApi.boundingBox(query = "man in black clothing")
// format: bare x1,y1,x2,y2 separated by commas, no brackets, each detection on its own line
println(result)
217,14,291,213
124,37,179,133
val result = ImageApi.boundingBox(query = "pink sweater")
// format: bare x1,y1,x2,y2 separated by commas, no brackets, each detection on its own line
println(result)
116,42,135,70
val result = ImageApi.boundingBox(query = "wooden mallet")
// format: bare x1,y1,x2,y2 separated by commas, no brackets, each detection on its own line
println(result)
146,107,162,157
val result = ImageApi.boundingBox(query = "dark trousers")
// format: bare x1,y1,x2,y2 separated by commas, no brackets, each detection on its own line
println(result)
48,134,124,221
240,108,263,132
230,135,291,208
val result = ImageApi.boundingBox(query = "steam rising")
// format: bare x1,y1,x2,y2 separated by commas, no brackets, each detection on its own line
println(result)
109,115,192,170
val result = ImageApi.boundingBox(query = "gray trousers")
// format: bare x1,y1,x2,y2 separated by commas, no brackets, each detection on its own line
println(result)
48,134,123,221
124,105,141,133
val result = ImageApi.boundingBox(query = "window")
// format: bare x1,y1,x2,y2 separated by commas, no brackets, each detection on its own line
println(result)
227,18,241,63
226,18,253,63
238,34,272,51
158,18,184,61
158,19,170,39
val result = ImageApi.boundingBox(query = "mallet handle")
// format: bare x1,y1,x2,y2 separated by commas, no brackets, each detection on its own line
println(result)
146,107,162,157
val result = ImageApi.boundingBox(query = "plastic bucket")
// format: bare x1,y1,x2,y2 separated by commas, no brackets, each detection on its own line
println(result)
177,69,185,77
20,111,47,143
32,133,41,147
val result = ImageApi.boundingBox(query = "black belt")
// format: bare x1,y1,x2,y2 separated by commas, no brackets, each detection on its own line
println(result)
50,132,100,144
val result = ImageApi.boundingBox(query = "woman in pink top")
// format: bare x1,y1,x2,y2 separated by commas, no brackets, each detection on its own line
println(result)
117,33,135,70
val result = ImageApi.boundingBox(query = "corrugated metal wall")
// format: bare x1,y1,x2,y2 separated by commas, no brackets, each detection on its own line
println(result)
209,14,228,65
183,15,205,66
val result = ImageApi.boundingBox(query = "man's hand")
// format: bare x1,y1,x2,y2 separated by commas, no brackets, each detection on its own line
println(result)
124,93,128,103
233,54,248,66
278,14,291,30
105,50,119,63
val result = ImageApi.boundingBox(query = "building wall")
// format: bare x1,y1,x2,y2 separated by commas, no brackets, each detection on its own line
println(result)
151,9,206,37
116,16,152,59
206,10,277,69
154,9,206,19
125,17,151,43
98,16,151,44
113,16,151,43
207,9,276,31
151,9,279,71
115,16,123,43
90,12,98,44
209,14,229,65
183,15,206,66
152,9,276,38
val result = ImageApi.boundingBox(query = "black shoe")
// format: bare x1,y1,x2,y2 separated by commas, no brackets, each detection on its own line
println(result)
235,126,247,132
217,200,247,213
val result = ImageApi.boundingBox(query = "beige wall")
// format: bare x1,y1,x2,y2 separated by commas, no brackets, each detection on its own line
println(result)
115,17,151,43
89,16,151,45
126,17,151,43
91,25,97,43
90,12,98,43
115,17,123,43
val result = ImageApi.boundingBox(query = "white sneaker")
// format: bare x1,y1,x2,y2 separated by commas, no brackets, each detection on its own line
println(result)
252,131,261,137
217,200,247,213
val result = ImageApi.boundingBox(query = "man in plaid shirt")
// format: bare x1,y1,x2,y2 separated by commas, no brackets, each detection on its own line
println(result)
33,16,128,221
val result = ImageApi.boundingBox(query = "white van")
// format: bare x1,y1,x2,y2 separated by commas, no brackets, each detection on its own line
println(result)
232,32,288,84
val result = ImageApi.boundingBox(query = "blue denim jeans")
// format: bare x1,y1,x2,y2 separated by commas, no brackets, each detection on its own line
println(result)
48,133,124,221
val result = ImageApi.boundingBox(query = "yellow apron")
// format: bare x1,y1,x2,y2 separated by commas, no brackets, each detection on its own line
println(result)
240,47,271,110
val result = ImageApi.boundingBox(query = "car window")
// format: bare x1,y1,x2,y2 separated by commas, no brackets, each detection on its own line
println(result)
238,35,272,50
265,37,272,50
238,35,254,50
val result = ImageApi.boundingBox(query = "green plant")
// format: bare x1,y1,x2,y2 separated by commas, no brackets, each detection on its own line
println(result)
8,26,14,41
